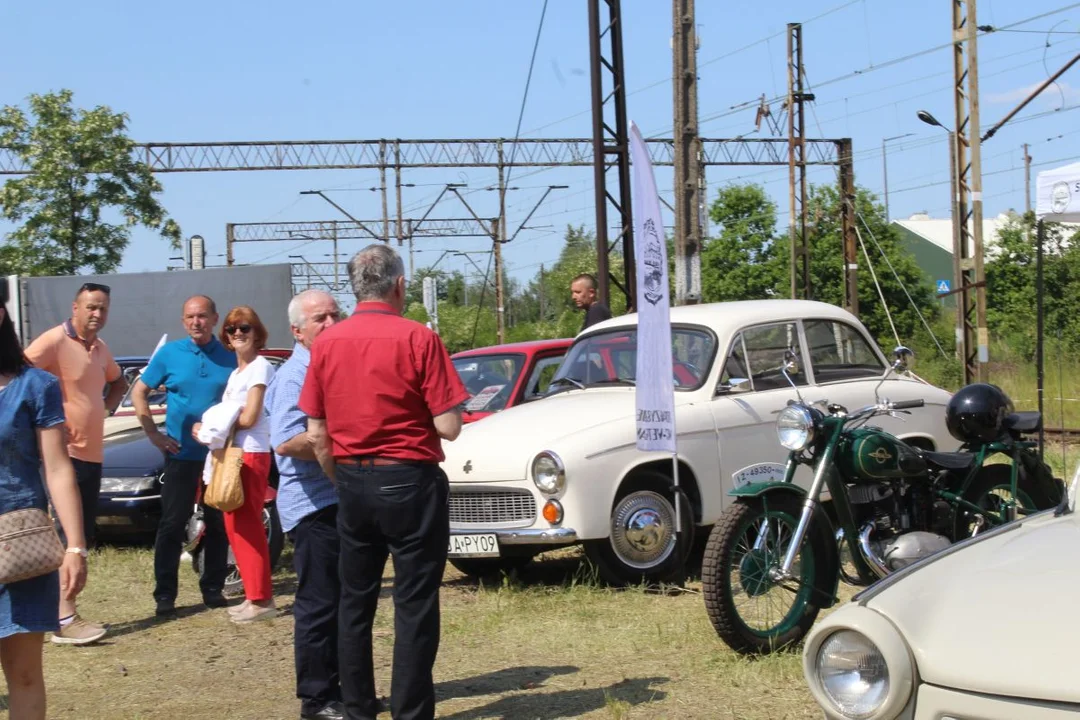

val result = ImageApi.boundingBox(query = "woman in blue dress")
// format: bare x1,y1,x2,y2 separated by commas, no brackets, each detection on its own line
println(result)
0,289,87,720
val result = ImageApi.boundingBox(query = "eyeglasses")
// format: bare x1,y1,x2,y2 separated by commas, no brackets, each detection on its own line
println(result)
78,282,111,295
225,324,252,336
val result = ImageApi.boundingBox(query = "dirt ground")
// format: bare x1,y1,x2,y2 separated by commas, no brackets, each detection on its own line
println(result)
8,544,834,720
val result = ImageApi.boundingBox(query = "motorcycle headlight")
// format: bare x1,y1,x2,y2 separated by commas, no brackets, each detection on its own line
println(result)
532,451,566,494
816,630,889,719
777,405,815,451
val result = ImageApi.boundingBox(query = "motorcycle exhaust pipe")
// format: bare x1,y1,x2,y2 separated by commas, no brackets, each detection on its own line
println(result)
857,523,890,579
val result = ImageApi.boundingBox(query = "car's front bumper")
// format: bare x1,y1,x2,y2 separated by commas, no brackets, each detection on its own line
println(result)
96,492,162,530
449,526,578,545
911,683,1080,719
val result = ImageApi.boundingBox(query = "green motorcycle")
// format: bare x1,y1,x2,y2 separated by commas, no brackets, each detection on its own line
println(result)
701,347,1064,655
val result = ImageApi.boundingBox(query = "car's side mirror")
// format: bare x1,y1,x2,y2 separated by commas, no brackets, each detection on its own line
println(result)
717,377,751,395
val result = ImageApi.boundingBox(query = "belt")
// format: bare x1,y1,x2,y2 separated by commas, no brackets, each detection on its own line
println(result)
337,456,428,467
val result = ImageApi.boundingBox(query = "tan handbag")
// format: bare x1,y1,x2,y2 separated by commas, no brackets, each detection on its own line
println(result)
204,429,245,512
0,508,66,585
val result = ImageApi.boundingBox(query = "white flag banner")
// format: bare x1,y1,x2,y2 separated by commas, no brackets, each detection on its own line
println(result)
1036,161,1080,223
629,121,677,453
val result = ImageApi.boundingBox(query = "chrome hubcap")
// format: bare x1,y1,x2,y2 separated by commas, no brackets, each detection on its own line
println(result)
610,491,676,569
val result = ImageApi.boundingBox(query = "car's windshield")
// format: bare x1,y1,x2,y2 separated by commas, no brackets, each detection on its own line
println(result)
453,353,526,413
549,327,716,392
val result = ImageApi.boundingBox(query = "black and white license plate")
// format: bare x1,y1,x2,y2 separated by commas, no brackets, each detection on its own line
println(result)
448,533,499,557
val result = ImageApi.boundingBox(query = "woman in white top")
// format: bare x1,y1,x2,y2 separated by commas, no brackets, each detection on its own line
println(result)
212,306,277,623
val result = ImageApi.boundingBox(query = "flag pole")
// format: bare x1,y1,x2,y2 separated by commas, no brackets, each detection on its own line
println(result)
672,450,684,588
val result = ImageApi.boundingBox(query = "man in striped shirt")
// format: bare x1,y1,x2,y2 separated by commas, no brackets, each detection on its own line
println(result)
266,289,346,720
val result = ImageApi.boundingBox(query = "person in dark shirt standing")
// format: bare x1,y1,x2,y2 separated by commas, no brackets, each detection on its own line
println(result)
571,273,612,331
299,244,468,720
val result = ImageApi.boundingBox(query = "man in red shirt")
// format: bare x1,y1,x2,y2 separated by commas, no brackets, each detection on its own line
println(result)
299,243,467,720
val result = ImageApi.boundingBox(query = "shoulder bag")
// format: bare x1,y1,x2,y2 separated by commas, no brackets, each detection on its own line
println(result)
0,508,66,585
204,428,245,512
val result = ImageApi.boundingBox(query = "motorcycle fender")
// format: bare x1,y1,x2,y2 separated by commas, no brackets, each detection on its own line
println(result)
732,482,842,609
729,480,807,499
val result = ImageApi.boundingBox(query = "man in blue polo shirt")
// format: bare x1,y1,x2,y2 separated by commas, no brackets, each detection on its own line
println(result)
132,295,237,616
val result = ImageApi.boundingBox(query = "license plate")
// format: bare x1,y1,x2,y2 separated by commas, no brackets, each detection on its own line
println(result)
448,533,499,557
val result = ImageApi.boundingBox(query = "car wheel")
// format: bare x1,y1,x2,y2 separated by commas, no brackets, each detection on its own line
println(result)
583,471,694,587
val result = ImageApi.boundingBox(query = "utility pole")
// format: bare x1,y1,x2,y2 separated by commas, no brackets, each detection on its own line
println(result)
787,23,812,300
838,139,859,316
952,0,989,383
1024,143,1032,215
589,0,635,309
539,263,546,321
672,0,702,305
495,147,507,344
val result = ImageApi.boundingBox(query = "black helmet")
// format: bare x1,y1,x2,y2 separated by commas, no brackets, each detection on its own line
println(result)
945,383,1015,444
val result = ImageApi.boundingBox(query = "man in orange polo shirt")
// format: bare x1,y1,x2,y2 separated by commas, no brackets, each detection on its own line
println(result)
26,281,127,646
300,244,468,720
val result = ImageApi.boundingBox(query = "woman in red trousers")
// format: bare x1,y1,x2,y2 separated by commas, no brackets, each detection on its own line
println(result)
211,306,277,623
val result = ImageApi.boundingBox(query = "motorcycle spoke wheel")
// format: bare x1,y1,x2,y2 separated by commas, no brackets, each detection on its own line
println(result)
728,511,809,635
702,495,822,655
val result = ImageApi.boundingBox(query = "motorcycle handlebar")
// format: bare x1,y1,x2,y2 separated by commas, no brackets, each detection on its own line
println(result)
891,399,925,410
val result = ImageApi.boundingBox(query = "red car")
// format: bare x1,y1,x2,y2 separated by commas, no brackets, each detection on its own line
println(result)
451,339,573,423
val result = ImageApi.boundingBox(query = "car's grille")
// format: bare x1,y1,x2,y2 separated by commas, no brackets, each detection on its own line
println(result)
449,488,536,528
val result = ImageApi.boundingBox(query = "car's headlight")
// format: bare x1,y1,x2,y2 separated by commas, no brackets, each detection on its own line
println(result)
101,476,158,494
531,452,566,494
777,404,815,451
816,630,889,719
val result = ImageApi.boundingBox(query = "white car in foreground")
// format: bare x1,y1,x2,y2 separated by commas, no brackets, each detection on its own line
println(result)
441,300,957,584
802,470,1080,719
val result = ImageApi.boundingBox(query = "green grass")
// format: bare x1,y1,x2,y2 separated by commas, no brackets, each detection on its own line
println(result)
14,546,824,720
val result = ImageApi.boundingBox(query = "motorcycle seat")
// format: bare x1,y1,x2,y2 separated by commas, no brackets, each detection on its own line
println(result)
1004,411,1041,434
917,449,975,471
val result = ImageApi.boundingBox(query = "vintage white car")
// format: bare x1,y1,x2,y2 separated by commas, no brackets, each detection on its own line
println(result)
440,299,958,584
801,469,1080,719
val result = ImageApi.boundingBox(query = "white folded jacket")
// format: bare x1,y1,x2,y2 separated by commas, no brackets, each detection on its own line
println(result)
199,400,244,485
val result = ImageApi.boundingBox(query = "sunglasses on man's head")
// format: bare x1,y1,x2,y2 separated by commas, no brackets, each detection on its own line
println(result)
79,282,111,295
225,324,252,336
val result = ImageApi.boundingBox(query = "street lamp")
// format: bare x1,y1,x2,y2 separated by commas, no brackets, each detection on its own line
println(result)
917,109,961,359
881,133,914,221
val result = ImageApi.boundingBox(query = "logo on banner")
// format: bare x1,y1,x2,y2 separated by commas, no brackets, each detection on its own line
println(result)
1052,181,1071,214
641,218,666,307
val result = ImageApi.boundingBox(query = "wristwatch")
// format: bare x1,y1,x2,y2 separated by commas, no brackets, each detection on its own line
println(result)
65,547,88,559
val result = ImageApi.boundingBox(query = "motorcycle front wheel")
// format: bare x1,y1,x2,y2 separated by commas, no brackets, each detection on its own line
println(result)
701,495,822,655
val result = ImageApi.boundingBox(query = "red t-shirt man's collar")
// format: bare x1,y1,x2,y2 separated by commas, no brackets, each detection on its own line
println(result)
352,301,398,316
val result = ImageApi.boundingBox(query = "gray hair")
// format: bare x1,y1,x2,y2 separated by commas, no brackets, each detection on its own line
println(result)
347,244,405,301
287,289,338,329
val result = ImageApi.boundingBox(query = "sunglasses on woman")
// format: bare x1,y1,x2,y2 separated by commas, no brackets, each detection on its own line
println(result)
225,324,252,336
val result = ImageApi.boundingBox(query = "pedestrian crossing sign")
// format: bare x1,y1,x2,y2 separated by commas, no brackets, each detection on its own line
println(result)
936,279,950,295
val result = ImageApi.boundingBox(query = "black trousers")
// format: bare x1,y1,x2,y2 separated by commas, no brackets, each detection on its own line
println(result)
58,459,102,548
337,462,449,720
290,503,342,714
153,458,228,602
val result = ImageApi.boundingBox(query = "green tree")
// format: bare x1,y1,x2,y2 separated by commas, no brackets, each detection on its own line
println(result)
0,90,180,276
701,184,784,301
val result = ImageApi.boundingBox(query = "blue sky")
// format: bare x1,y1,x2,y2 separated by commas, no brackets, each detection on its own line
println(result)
2,0,1079,300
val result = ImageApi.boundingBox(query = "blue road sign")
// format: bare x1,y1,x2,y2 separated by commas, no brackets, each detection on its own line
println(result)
936,279,951,295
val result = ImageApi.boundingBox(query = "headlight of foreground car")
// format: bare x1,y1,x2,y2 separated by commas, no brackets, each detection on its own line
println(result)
101,476,158,494
532,451,566,494
777,404,815,451
817,630,889,718
803,608,915,720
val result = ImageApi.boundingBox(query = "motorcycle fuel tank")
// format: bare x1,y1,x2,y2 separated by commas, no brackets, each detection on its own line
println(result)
837,427,927,482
